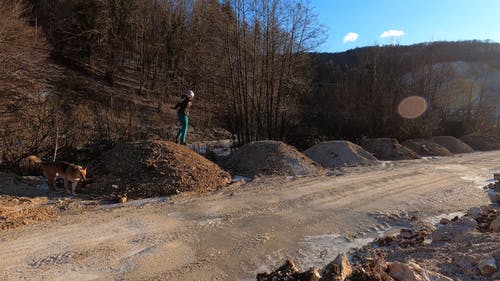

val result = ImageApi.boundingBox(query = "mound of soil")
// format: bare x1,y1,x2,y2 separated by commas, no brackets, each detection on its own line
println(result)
304,141,377,168
460,135,500,151
89,140,231,199
430,136,474,154
360,138,421,161
401,139,453,157
221,141,323,177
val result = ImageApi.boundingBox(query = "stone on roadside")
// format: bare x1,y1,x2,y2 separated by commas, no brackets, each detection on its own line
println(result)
439,218,451,225
399,229,414,239
477,258,497,276
467,207,483,219
480,205,494,213
321,253,352,281
431,217,477,242
495,192,500,203
490,215,500,232
452,253,479,274
387,262,415,280
493,250,500,261
388,261,453,281
349,257,394,281
298,267,321,281
256,260,320,281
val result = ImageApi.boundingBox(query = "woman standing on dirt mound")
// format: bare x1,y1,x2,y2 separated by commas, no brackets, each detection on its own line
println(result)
172,90,194,145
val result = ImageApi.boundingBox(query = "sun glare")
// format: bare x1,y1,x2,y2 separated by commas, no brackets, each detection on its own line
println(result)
398,96,428,119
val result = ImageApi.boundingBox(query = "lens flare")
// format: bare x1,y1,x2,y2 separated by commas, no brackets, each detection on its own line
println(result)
398,96,427,119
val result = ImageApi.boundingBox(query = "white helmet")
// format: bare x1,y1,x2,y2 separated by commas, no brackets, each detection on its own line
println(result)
187,90,195,98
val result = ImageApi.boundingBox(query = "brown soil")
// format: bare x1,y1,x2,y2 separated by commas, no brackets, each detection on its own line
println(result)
401,139,453,157
221,140,324,177
360,138,421,160
460,135,500,151
0,195,57,231
430,136,475,154
0,173,101,231
304,141,377,168
88,139,231,199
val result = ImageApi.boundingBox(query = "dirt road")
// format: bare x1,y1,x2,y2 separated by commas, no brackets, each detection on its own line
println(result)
1,151,499,281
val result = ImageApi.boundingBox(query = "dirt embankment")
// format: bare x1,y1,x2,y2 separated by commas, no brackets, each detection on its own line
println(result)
88,140,231,199
304,141,377,168
221,140,324,177
401,139,453,157
430,136,475,154
360,138,420,161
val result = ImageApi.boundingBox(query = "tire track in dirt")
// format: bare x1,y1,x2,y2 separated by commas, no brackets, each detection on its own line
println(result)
209,169,450,226
0,210,195,280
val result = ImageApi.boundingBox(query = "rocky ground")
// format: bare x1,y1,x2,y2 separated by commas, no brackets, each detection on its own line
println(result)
258,197,500,281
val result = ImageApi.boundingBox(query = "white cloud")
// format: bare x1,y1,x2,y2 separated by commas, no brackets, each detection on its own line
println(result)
380,30,405,38
343,32,359,43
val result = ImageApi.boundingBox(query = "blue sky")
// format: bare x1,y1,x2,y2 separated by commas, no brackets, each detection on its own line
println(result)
311,0,500,53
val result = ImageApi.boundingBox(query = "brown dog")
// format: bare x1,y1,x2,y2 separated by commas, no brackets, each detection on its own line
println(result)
42,161,87,195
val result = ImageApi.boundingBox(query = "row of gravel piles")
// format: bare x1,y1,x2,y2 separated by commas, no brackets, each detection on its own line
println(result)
20,134,499,199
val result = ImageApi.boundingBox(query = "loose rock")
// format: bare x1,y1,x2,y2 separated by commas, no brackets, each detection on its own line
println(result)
387,261,453,281
321,253,352,281
256,260,320,281
477,258,497,276
467,207,483,219
490,215,500,232
431,217,477,242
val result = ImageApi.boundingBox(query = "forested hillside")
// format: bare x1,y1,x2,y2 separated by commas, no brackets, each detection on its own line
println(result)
303,41,500,147
1,0,321,164
1,0,500,165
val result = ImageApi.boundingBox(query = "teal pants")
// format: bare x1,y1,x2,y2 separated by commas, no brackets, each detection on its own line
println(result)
175,113,189,143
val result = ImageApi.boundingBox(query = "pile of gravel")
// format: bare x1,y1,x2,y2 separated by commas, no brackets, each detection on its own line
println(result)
304,141,377,168
430,136,474,154
460,135,500,151
221,141,323,177
360,138,420,160
401,139,453,157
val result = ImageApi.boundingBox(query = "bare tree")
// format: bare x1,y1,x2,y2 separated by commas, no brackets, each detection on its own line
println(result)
221,0,322,143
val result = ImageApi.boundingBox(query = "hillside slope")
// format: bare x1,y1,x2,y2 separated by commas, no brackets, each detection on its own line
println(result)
0,8,227,165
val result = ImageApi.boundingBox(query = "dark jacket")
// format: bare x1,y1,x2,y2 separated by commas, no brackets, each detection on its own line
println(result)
174,96,192,115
